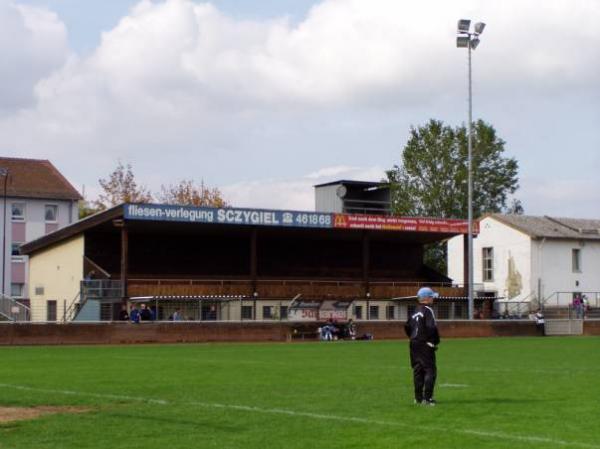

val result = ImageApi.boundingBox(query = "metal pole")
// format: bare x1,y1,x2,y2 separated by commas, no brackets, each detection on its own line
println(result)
467,41,474,321
1,172,8,296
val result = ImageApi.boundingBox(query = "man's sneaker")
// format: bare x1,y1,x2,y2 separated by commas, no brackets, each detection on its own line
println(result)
413,398,423,405
422,399,437,406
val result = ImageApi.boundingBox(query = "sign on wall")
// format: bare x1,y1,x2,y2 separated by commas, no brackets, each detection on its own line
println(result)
333,213,478,234
124,204,333,229
124,204,475,234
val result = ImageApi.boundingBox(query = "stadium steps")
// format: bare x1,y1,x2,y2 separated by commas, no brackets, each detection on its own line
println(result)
544,319,583,336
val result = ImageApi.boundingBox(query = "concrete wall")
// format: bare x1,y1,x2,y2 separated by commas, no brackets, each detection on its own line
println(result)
534,239,600,305
315,184,343,213
448,217,532,300
28,235,84,322
449,216,600,306
0,320,556,345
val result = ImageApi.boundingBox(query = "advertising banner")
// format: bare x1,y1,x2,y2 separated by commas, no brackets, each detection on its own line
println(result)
124,204,333,229
124,204,475,234
333,213,477,234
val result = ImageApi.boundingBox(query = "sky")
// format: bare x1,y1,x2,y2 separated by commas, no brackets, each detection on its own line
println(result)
2,0,599,216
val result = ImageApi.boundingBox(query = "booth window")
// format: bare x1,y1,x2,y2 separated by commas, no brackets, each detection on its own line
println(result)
572,248,581,272
262,305,273,319
482,247,494,281
354,305,363,320
241,305,253,320
369,305,379,320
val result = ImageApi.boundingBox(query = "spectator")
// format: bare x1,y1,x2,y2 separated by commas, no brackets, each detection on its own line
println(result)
573,295,583,319
535,309,545,336
582,295,589,319
140,303,153,321
118,304,129,321
170,309,183,321
321,322,333,341
130,304,140,324
346,319,357,340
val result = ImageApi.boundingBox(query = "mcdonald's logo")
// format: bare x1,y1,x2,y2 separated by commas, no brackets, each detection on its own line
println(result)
334,214,348,227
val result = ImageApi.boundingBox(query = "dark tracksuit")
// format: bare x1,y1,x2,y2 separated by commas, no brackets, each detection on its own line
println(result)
404,304,440,402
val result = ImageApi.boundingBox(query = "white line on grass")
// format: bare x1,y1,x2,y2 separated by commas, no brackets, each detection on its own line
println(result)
1,383,598,449
439,383,469,388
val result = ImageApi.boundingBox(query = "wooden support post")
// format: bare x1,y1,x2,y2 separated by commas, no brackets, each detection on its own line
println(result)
120,223,128,301
250,227,258,294
362,231,370,296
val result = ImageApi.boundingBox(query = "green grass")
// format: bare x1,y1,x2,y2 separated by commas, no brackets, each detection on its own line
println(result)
1,337,599,449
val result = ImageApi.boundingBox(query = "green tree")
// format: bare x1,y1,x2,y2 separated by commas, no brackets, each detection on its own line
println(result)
95,162,153,210
386,119,521,273
158,179,228,207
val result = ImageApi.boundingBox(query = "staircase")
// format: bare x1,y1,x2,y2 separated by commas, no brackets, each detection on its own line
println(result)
69,280,122,322
0,294,31,322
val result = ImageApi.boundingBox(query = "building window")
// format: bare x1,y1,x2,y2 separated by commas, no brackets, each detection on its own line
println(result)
11,203,25,221
241,305,253,320
369,305,379,320
354,305,363,320
11,243,22,256
11,283,24,297
47,300,57,322
280,306,288,320
34,286,45,296
45,205,58,222
386,305,395,320
262,305,273,319
482,247,494,281
572,248,581,272
100,303,113,321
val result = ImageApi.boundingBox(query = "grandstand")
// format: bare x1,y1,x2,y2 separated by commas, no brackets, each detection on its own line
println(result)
19,203,481,323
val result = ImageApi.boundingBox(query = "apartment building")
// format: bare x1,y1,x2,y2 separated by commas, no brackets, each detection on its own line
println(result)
1,157,81,309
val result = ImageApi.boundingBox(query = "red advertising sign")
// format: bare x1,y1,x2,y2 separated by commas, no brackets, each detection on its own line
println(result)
333,213,478,234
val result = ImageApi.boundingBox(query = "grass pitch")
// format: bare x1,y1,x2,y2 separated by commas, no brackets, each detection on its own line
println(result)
0,337,599,449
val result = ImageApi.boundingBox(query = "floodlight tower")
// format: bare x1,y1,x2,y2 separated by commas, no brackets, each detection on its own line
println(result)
456,19,485,320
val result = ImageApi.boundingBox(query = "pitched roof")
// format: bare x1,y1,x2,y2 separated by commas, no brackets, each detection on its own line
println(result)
0,157,81,201
489,214,600,240
313,180,389,188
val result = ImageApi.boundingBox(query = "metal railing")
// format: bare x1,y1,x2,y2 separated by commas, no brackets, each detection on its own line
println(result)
82,280,123,300
62,291,81,323
0,294,30,322
542,291,600,308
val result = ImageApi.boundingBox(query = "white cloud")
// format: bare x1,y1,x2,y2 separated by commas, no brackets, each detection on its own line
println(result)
0,0,599,218
0,2,68,112
221,165,385,210
519,177,600,219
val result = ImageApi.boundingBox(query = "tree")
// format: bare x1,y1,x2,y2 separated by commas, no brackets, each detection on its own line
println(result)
157,179,228,207
386,119,521,273
95,162,153,210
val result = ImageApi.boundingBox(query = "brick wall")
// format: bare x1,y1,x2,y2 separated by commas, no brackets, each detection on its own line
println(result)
1,320,582,345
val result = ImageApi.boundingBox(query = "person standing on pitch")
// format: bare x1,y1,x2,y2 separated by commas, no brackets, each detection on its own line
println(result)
404,287,440,406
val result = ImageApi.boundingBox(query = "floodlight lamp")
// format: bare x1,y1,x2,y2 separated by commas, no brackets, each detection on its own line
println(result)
457,19,471,33
456,36,470,48
470,38,480,49
474,22,486,35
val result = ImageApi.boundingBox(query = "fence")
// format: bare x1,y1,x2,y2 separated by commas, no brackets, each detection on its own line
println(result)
0,294,30,322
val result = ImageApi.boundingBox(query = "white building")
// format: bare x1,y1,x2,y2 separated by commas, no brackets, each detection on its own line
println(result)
447,214,600,307
1,157,81,310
